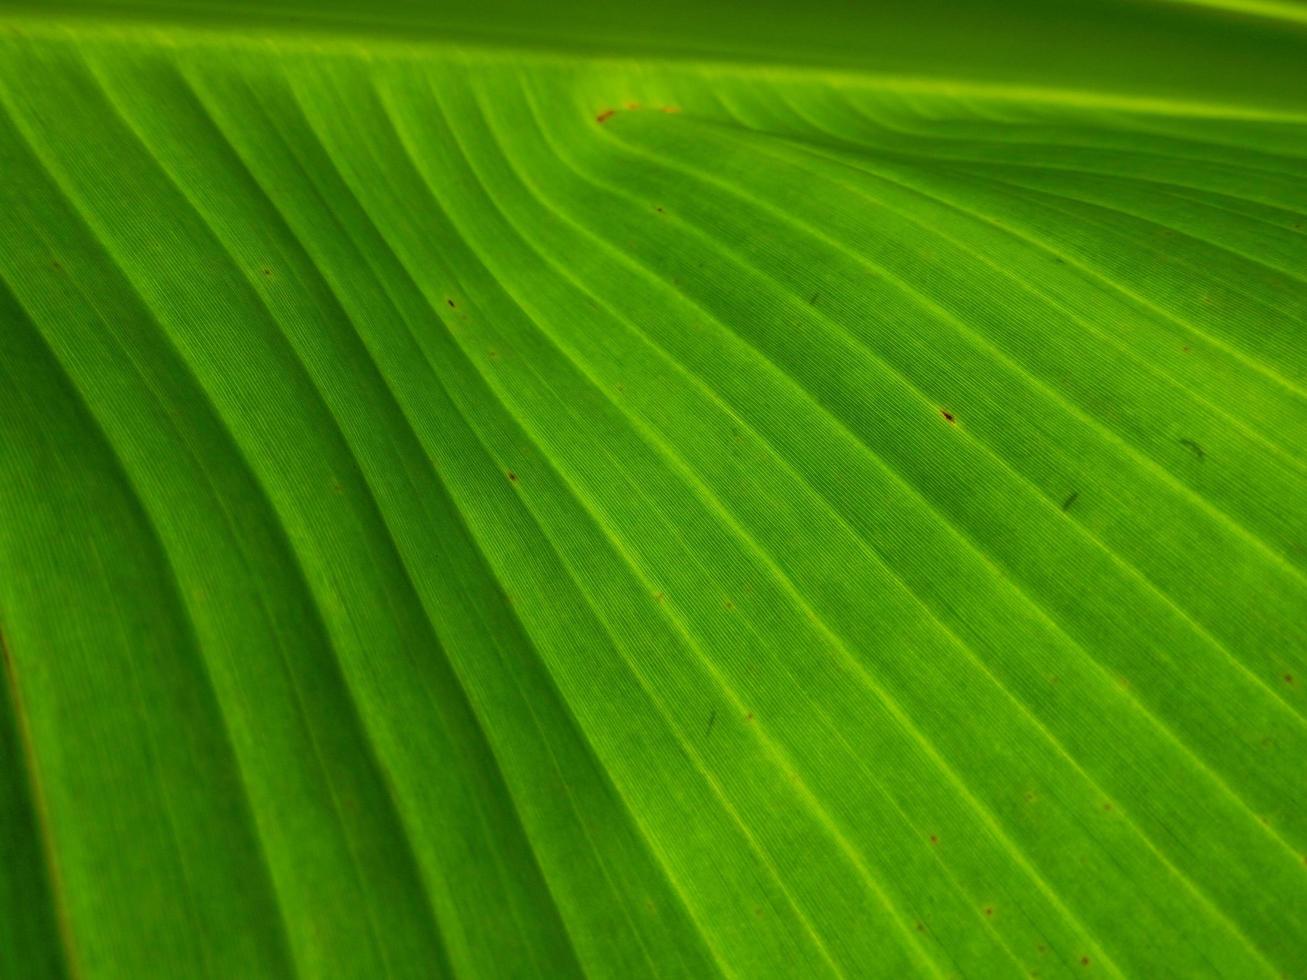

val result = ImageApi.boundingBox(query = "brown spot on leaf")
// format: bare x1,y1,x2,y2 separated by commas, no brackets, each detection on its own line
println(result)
1081,957,1090,967
745,712,754,722
940,409,956,424
447,298,456,308
929,834,939,845
507,471,518,482
626,102,640,110
983,906,994,917
661,105,681,114
596,109,615,123
1285,674,1294,684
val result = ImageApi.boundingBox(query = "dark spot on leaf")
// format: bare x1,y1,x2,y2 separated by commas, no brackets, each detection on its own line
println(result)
941,409,956,424
1037,945,1047,954
447,298,456,308
915,921,925,932
51,260,62,272
507,471,518,482
745,712,754,722
984,906,994,917
809,292,819,305
705,709,717,737
1179,438,1205,461
261,267,271,277
1061,490,1079,512
1081,957,1090,967
654,206,664,213
929,834,939,844
1285,674,1294,684
754,907,763,917
1182,345,1191,353
596,109,615,123
1102,803,1113,812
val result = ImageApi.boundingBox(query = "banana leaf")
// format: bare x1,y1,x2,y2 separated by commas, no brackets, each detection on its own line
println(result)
1,1,1305,976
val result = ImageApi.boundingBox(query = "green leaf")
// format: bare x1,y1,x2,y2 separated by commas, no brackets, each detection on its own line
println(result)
1,3,1304,977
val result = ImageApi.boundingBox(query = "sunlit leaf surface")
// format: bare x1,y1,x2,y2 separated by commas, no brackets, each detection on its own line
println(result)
1,2,1305,976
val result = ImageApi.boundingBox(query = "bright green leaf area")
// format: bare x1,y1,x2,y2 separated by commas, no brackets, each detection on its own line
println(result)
0,1,1304,977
